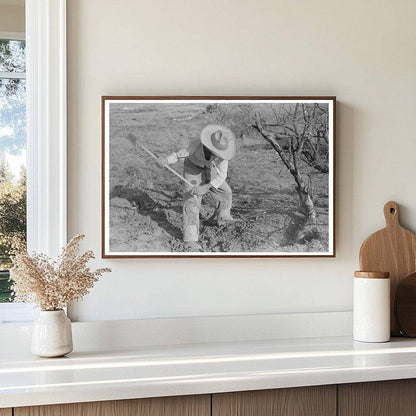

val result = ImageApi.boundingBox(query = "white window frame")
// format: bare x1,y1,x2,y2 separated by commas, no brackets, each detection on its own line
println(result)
0,0,67,323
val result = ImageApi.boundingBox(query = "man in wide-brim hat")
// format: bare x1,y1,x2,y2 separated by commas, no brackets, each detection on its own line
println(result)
158,124,237,251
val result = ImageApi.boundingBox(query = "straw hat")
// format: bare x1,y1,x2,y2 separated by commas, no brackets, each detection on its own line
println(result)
200,125,237,160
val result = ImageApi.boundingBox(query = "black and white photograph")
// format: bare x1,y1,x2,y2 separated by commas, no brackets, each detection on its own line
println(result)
102,97,335,257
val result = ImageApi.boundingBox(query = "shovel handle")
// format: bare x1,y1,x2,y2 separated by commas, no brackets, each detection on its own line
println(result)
126,133,194,188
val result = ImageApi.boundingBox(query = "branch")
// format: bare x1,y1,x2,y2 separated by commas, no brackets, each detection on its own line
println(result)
316,104,328,113
303,159,329,174
264,123,297,136
271,104,279,125
292,103,300,135
302,103,308,123
297,133,308,156
291,137,298,174
253,112,294,172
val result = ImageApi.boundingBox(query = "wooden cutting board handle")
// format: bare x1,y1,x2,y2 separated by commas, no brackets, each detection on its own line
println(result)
383,201,400,228
359,201,416,336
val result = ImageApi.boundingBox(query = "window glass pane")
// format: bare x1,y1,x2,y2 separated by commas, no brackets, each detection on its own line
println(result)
0,44,26,303
0,39,26,73
0,78,26,153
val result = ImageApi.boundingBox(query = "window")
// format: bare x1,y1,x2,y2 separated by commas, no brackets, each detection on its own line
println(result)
0,33,26,307
0,1,67,324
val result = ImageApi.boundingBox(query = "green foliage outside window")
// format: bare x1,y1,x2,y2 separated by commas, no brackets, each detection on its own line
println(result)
0,160,26,302
0,38,27,302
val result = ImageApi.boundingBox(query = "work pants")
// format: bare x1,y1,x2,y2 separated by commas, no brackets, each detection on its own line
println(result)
182,159,232,242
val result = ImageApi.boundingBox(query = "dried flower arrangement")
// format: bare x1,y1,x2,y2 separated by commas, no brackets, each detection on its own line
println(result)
10,234,111,311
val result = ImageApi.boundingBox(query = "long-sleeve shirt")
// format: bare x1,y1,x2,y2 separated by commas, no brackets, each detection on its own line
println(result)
166,139,228,189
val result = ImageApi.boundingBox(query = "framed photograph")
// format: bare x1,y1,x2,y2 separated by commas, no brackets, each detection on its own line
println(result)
102,96,336,258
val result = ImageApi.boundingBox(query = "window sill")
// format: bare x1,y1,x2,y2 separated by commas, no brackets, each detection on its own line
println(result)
1,335,416,408
0,303,35,324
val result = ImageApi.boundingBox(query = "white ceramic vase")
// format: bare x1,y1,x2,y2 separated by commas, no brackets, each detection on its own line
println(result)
31,310,73,357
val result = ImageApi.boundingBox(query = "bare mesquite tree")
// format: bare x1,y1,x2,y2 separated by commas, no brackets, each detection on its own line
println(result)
215,103,329,223
252,104,329,222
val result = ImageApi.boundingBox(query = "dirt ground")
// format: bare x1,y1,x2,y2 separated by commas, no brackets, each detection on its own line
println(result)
107,103,330,254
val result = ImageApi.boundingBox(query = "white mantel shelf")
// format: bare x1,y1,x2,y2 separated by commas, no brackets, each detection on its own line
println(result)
2,336,416,408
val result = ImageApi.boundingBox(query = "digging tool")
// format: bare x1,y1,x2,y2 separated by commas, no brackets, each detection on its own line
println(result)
126,133,193,188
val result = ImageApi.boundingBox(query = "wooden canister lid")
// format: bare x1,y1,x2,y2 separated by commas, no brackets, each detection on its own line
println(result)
354,271,390,279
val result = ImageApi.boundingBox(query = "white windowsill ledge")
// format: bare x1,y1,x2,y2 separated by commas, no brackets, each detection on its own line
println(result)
1,334,416,409
0,303,35,324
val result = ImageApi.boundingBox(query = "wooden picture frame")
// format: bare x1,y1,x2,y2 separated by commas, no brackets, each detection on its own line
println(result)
102,96,336,258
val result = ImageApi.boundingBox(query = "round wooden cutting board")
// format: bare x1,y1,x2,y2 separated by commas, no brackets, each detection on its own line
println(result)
359,201,416,336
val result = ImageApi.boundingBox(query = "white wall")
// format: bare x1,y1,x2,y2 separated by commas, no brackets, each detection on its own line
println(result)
0,3,24,32
67,0,416,322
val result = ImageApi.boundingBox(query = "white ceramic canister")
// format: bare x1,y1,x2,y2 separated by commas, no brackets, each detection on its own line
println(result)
353,271,390,342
